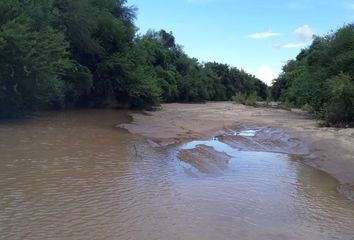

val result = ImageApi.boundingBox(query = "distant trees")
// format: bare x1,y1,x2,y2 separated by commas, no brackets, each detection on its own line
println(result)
0,0,267,118
271,24,354,125
130,30,267,105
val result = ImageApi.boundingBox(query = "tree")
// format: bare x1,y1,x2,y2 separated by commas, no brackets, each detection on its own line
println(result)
0,1,71,118
0,0,268,118
325,73,354,124
272,24,354,125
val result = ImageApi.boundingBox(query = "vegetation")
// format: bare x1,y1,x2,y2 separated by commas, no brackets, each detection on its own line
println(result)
0,0,267,118
271,24,354,125
231,92,258,107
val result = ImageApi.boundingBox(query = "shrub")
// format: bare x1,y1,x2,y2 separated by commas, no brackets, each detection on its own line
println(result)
232,92,257,106
245,92,258,107
231,92,247,104
324,73,354,125
301,103,314,113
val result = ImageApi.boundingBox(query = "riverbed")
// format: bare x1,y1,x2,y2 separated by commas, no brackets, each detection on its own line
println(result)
0,109,353,240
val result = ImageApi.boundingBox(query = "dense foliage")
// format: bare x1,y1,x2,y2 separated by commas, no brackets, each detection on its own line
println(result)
272,24,354,125
0,0,267,118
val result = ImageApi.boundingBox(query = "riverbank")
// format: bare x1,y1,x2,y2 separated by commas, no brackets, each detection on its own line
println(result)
121,102,354,200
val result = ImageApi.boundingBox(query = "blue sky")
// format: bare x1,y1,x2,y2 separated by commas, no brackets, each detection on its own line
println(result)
128,0,354,85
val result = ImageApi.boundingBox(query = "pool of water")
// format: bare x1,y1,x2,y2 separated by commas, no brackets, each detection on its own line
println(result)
0,110,353,240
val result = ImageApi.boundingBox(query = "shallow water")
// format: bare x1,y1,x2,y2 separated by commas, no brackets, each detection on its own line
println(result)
0,110,353,240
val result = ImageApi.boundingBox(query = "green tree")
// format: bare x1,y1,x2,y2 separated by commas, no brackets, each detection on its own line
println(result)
272,24,354,124
0,0,268,118
325,73,354,124
0,2,71,118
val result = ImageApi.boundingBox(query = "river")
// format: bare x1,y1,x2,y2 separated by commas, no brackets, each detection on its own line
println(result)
0,110,353,240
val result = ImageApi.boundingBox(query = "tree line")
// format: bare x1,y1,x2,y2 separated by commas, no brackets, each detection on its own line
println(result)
271,24,354,125
0,0,267,118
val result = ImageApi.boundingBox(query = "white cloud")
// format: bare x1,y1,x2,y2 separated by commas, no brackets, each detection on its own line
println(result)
273,25,314,50
248,30,282,39
293,24,315,42
255,65,277,85
273,43,306,49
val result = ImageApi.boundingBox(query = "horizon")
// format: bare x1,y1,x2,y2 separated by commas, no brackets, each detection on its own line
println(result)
129,0,354,85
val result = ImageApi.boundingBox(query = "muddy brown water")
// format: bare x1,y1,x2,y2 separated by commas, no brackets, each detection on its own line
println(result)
0,110,353,240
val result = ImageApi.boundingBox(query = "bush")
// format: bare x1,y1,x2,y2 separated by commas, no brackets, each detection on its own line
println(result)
232,92,247,104
245,92,258,106
278,100,293,111
232,92,257,106
301,103,314,113
324,73,354,124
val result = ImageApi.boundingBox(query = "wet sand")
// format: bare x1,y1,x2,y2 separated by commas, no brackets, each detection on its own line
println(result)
121,102,354,200
179,145,231,175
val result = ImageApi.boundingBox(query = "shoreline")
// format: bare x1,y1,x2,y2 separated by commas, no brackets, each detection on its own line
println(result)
120,102,354,200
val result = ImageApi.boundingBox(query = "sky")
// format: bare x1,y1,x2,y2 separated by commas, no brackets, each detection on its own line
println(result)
128,0,354,85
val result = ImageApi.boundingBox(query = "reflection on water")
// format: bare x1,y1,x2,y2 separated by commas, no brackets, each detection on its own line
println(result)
0,111,353,240
182,139,237,153
181,129,257,153
234,129,257,137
